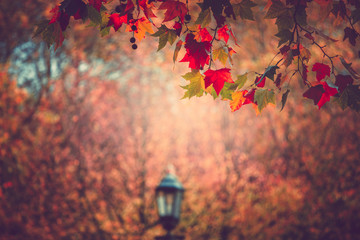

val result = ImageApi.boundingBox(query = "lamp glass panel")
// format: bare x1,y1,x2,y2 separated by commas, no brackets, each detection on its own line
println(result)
165,192,174,216
173,191,182,218
157,191,166,217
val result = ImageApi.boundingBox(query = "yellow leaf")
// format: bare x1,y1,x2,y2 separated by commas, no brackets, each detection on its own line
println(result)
213,47,229,66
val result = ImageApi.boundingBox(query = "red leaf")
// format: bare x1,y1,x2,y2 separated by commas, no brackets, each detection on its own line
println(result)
198,27,213,42
304,32,314,41
89,0,107,12
204,68,234,95
217,25,229,43
244,88,256,104
173,22,182,36
49,5,61,24
230,89,254,112
312,63,330,81
158,0,187,23
303,82,338,109
255,76,266,87
180,33,211,70
335,74,354,92
108,14,127,31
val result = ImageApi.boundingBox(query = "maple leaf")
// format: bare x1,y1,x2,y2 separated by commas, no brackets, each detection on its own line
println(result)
312,63,330,81
335,74,354,93
255,76,266,87
204,68,234,96
158,0,187,23
303,81,338,109
108,13,127,31
213,47,229,66
195,9,212,28
196,27,213,42
217,25,230,43
173,40,183,63
139,0,157,19
233,0,257,21
229,89,254,112
89,0,107,12
152,25,177,51
181,71,205,99
49,5,61,24
180,33,211,70
254,89,275,112
173,22,182,36
127,17,155,40
343,27,359,46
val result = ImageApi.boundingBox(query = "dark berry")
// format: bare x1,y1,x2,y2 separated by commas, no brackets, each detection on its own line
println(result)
131,25,137,31
185,14,191,22
132,44,138,50
130,37,136,43
115,5,122,13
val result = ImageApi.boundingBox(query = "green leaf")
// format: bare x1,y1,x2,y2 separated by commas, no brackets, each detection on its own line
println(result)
254,89,275,112
181,71,205,99
213,47,229,66
295,5,307,26
152,25,177,51
195,9,212,28
265,0,286,19
88,5,102,25
42,23,55,48
234,73,248,90
351,8,360,24
280,89,290,111
100,26,110,37
336,85,360,111
275,29,292,47
33,20,50,38
173,40,183,63
220,82,235,100
276,11,294,31
264,65,279,81
233,0,257,21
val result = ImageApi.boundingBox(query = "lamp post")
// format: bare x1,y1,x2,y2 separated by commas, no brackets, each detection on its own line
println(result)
155,173,185,240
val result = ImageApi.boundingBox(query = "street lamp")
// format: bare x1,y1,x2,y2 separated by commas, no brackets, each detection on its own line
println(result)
155,173,185,240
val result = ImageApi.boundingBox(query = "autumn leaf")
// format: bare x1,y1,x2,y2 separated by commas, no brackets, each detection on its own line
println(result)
181,71,205,99
158,0,187,23
312,63,331,81
233,0,257,21
335,74,354,93
265,0,286,19
255,76,266,87
303,81,338,109
126,17,154,40
229,88,255,112
204,68,234,96
173,40,183,63
89,0,107,12
254,89,275,112
217,25,230,43
213,47,229,66
180,33,211,70
108,13,127,31
343,27,359,46
152,25,177,51
280,89,290,111
195,9,212,28
197,27,213,42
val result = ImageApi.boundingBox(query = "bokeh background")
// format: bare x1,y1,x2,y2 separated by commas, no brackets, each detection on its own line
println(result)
1,0,359,240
